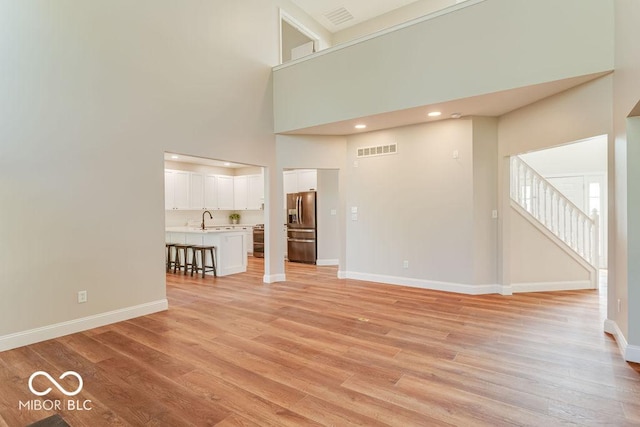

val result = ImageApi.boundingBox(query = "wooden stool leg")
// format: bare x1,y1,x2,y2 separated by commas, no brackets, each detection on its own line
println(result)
210,247,217,277
190,248,197,276
183,247,189,275
173,247,180,274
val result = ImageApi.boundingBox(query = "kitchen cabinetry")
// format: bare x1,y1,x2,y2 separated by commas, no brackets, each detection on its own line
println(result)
217,175,234,210
284,169,317,194
248,174,264,210
298,169,317,192
234,174,264,210
283,169,316,208
203,173,234,210
283,170,298,196
190,172,204,209
204,174,217,209
233,175,248,210
165,169,190,210
165,167,263,211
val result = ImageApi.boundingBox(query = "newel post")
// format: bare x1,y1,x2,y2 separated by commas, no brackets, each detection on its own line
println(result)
591,209,600,267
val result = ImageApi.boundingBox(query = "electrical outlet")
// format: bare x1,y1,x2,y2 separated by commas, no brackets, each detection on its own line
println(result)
77,290,87,304
403,260,409,269
618,298,622,313
492,210,498,219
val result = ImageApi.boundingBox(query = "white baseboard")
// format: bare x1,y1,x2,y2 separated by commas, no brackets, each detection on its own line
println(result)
511,280,594,293
343,271,503,295
316,259,339,266
263,273,286,283
0,299,168,353
604,319,640,363
337,270,347,279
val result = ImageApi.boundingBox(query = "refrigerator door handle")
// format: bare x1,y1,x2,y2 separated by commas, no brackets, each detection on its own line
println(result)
298,196,303,225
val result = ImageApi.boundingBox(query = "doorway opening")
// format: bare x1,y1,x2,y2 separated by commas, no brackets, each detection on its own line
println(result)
517,135,608,270
163,152,266,284
283,168,340,269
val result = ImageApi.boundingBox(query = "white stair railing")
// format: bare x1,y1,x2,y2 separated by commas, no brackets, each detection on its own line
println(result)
510,156,599,267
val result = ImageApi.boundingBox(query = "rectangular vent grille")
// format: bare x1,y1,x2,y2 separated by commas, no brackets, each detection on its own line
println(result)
324,7,354,26
357,143,397,158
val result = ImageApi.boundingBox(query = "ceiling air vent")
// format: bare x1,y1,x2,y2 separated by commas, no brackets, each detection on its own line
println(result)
324,7,354,26
357,143,398,158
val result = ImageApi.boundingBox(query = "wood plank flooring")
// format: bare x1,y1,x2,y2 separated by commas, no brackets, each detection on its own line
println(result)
1,259,639,426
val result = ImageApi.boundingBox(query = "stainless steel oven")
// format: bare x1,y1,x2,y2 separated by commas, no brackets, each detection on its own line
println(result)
252,224,264,258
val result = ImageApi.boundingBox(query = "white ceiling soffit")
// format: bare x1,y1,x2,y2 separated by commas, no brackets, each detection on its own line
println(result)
163,153,249,169
279,72,611,136
291,0,422,32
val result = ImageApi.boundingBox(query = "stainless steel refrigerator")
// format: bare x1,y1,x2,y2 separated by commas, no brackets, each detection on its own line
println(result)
287,191,317,264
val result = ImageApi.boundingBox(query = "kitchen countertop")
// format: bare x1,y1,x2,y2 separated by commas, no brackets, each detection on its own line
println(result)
166,226,253,234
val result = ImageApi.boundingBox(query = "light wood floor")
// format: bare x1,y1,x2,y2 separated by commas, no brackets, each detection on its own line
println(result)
1,259,639,426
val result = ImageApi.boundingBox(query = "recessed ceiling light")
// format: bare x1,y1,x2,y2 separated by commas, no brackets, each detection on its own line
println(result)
223,162,231,166
171,155,179,159
355,124,367,129
428,111,442,117
451,113,462,119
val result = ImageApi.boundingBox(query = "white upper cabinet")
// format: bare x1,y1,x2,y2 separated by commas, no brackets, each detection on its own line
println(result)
204,174,218,209
165,167,263,211
190,172,205,210
297,169,317,192
283,170,298,196
234,174,264,210
165,169,190,210
284,169,317,195
247,174,264,210
233,175,249,210
216,175,234,210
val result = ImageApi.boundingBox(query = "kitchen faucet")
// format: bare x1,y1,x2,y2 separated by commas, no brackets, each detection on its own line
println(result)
201,210,213,230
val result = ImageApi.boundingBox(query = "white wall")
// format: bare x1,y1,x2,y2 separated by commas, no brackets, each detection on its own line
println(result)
472,117,498,285
510,209,591,284
0,0,321,349
316,170,340,265
273,0,614,133
345,119,477,285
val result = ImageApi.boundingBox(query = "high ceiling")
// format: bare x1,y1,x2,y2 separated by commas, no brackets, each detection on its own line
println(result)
290,0,424,32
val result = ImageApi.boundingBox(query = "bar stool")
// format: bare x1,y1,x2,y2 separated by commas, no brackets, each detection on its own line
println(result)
165,243,176,272
190,245,217,278
172,244,194,274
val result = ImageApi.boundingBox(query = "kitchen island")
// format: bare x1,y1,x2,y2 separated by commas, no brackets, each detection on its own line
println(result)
166,226,247,276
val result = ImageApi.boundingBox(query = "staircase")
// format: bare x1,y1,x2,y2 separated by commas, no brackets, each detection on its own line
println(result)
510,156,600,268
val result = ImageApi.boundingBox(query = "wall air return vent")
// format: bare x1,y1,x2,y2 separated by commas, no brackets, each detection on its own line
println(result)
357,143,397,158
324,7,354,27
